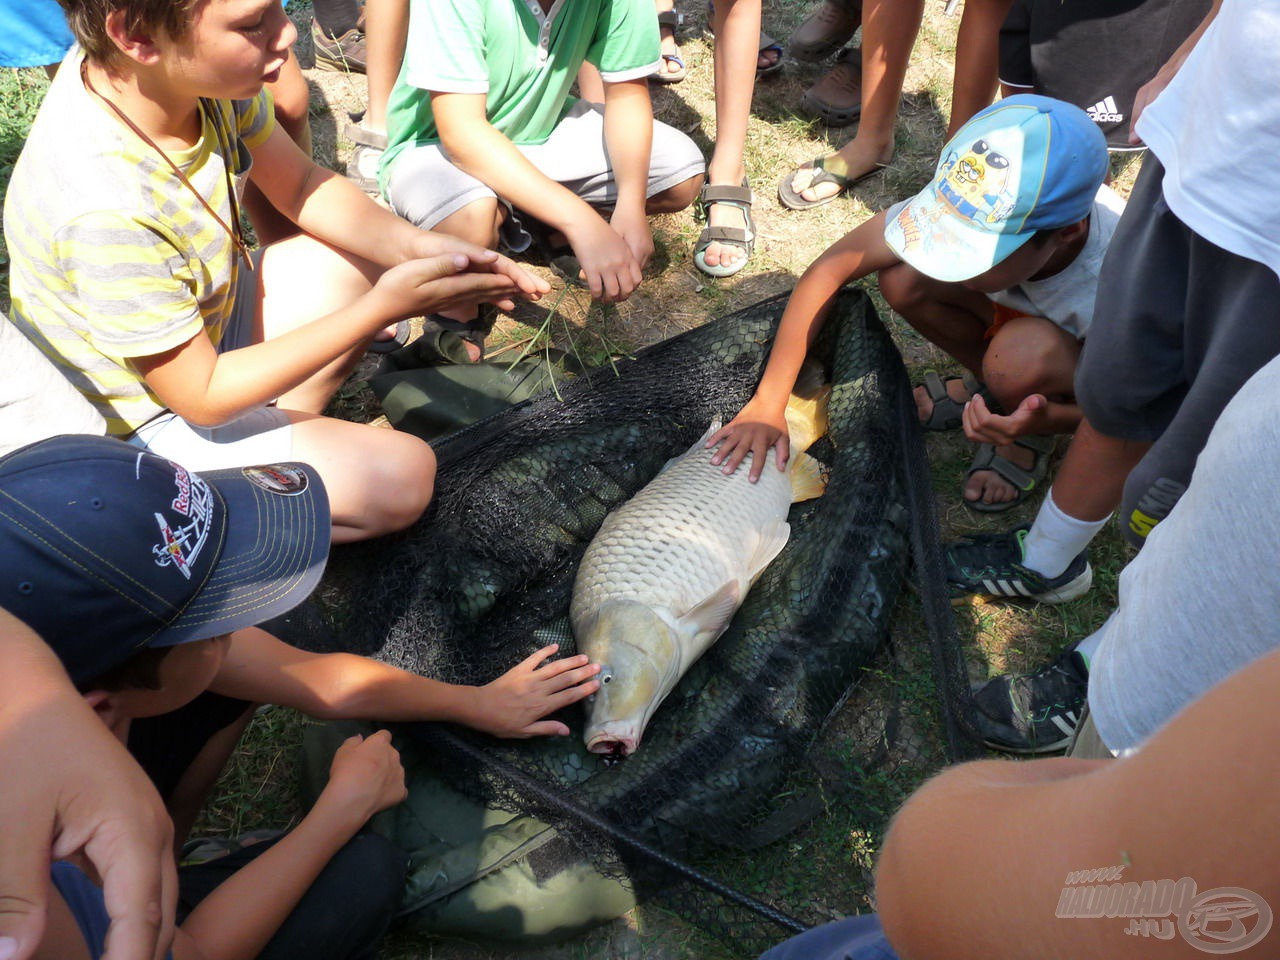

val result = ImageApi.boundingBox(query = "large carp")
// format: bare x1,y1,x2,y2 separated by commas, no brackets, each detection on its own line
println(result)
571,381,829,757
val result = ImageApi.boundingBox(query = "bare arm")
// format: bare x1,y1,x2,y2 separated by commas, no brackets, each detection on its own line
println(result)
209,629,601,738
1129,0,1224,144
601,79,655,272
0,609,176,960
432,91,643,301
706,211,899,479
177,733,405,960
877,645,1280,959
132,253,527,427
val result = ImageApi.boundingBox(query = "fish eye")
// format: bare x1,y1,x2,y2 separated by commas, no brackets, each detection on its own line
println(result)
602,673,613,684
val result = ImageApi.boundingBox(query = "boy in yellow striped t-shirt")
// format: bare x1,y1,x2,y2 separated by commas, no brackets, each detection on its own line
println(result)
4,0,550,544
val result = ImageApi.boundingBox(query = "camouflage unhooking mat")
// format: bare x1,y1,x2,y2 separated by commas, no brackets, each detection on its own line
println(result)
299,288,969,951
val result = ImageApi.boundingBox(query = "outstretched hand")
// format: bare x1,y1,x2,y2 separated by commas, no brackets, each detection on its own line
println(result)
705,399,790,482
962,393,1050,446
410,233,550,302
474,646,602,738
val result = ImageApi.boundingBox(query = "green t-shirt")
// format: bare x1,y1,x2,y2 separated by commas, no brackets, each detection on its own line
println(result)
381,0,660,188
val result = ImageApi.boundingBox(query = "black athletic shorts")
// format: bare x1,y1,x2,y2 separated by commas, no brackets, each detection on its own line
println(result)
1076,157,1280,546
128,691,254,801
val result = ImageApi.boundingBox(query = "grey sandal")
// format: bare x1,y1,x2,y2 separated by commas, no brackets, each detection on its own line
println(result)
917,372,986,431
964,435,1055,513
693,181,755,279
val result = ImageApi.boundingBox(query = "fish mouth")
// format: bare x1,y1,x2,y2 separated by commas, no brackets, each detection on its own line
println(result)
586,733,639,758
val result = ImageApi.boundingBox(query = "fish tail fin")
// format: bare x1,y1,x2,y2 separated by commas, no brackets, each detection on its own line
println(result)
788,451,828,503
784,361,831,454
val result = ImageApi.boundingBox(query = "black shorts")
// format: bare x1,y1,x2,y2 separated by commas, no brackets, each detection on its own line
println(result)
1076,157,1280,545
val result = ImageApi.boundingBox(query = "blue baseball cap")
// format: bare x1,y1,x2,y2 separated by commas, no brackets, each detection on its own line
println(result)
884,94,1109,282
0,435,330,684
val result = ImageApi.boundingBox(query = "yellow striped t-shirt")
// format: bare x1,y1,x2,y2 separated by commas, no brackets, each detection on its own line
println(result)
4,51,275,435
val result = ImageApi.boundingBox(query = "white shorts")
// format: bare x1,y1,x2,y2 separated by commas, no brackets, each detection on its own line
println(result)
385,99,705,250
127,251,293,471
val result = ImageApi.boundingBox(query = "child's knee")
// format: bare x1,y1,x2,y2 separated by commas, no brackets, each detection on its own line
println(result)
984,317,1079,400
376,433,436,532
648,174,704,214
434,197,503,248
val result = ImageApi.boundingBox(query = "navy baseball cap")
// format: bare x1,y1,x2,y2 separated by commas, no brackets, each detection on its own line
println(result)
884,94,1109,282
0,435,330,684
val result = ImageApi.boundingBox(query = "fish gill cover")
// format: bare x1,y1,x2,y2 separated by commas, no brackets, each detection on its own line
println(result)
309,288,979,952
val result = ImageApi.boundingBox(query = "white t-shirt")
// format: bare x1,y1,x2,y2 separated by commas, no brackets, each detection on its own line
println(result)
0,318,105,457
987,184,1126,340
1135,0,1280,279
1088,353,1280,753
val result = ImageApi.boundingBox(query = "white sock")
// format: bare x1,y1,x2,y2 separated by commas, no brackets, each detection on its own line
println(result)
1075,630,1102,669
1021,490,1109,579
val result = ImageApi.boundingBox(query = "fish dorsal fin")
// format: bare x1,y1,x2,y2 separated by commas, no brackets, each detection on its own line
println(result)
788,452,828,503
680,580,743,637
746,517,790,583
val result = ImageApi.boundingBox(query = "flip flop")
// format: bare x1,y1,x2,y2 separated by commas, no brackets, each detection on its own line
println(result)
652,10,688,84
964,435,1055,514
757,31,785,77
777,155,887,210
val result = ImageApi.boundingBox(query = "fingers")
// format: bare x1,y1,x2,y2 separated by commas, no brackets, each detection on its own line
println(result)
773,436,792,474
89,807,176,960
490,254,549,299
520,644,561,672
0,817,52,960
517,720,572,738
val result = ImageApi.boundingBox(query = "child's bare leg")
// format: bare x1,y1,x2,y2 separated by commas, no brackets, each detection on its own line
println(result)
949,0,1015,135
1049,422,1150,523
789,0,924,203
648,175,705,213
247,51,312,245
166,704,256,852
288,413,436,542
700,0,760,272
879,260,992,377
256,235,386,413
426,198,506,359
966,316,1080,506
362,0,409,134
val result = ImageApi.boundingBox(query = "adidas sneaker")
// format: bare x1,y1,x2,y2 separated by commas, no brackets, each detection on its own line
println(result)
969,647,1089,754
945,524,1092,604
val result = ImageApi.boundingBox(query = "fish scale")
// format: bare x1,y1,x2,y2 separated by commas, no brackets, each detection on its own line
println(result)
573,438,791,617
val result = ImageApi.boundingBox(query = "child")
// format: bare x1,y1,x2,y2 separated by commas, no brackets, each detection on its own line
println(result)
378,0,706,349
0,434,600,960
4,0,550,545
712,95,1116,515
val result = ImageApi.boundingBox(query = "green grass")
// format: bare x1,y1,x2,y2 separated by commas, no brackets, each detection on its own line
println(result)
2,4,1137,954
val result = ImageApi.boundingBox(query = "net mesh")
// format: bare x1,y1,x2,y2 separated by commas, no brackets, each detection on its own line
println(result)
305,288,981,953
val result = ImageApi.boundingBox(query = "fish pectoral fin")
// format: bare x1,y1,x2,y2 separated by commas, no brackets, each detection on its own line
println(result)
744,518,791,585
680,581,743,636
788,452,828,503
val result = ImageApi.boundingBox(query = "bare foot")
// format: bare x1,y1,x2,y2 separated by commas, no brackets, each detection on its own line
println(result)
964,443,1037,507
